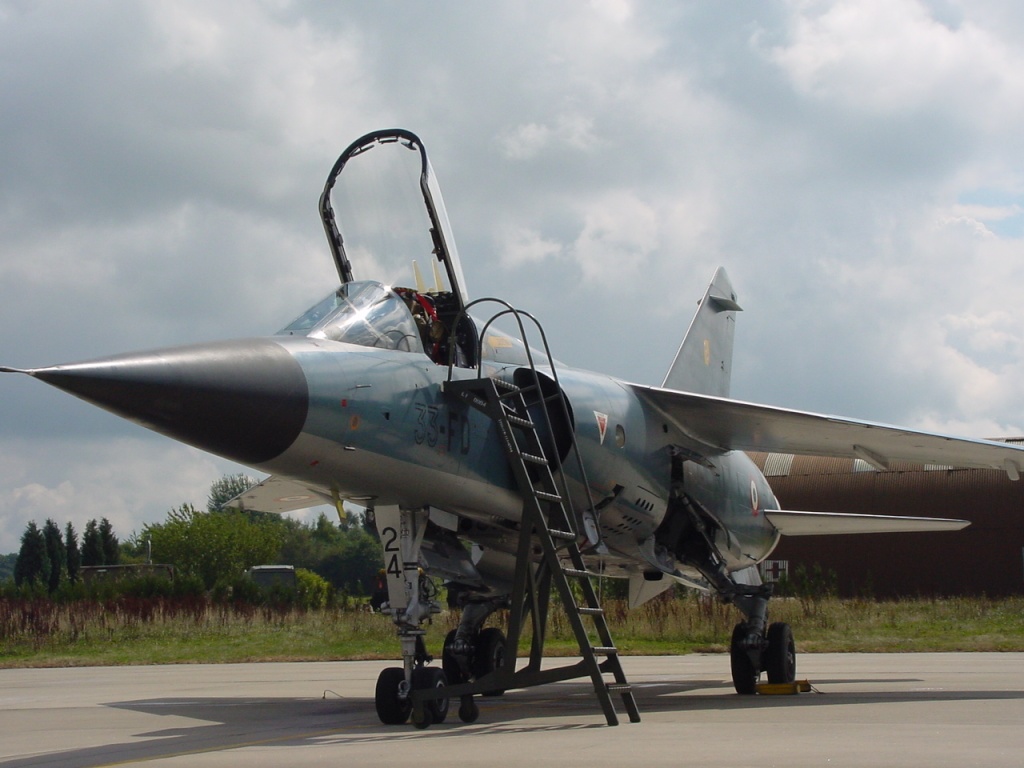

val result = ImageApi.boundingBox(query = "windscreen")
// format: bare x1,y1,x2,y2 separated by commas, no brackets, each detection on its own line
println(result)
278,281,425,354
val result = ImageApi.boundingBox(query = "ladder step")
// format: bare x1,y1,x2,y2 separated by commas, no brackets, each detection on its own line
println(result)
493,378,519,391
535,490,562,502
606,683,632,693
519,452,548,465
578,607,604,616
548,529,575,541
562,568,593,578
498,385,532,399
507,415,534,429
591,646,618,656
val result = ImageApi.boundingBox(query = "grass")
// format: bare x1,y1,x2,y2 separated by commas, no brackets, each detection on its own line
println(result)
3,593,1024,668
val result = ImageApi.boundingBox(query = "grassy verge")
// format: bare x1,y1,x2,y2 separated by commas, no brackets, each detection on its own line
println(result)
3,593,1024,668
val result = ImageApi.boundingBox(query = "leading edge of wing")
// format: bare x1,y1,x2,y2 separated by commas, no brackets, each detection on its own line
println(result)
631,383,1024,479
766,509,969,536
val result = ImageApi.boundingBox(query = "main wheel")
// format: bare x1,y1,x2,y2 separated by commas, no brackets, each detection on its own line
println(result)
730,623,759,695
412,666,450,724
472,627,507,697
442,629,467,684
375,667,412,725
764,622,796,684
458,695,479,723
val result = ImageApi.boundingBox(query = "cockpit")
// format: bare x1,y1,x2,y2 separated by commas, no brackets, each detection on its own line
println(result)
297,129,542,370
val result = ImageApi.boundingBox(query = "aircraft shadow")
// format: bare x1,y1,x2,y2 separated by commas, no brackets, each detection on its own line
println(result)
9,677,1024,766
630,677,1024,713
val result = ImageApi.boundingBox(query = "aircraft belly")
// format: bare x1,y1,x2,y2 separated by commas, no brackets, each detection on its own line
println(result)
261,430,523,518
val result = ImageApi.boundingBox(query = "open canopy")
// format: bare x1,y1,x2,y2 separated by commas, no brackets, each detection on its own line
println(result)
319,129,468,312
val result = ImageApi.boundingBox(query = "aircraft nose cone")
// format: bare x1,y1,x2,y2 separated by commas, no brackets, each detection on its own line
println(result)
26,338,309,466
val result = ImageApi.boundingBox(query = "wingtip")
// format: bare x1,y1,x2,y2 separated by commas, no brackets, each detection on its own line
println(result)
0,365,26,374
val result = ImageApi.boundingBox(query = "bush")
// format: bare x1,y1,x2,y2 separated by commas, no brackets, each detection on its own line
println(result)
295,568,334,610
144,505,280,589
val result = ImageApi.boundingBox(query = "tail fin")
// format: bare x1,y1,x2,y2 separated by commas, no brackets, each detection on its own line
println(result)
661,267,741,397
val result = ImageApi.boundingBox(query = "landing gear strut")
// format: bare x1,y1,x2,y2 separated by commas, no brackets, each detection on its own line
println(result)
372,505,449,727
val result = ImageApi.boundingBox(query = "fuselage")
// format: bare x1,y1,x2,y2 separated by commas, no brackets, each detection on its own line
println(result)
254,330,781,583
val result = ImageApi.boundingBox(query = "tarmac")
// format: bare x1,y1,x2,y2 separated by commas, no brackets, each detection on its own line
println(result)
1,653,1023,767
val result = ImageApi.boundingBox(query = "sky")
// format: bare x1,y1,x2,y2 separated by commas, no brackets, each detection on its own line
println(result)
3,0,1024,553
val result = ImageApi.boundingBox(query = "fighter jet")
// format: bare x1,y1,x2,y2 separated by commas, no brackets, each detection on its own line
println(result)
4,128,1021,728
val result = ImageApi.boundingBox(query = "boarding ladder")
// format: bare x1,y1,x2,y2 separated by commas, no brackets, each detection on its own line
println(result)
441,301,640,726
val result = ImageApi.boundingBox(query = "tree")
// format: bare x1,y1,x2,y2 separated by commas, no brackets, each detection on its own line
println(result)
207,473,258,512
99,518,119,565
82,520,103,567
314,527,382,595
42,519,65,593
14,521,48,587
144,504,280,588
312,512,342,543
0,553,17,582
65,522,81,584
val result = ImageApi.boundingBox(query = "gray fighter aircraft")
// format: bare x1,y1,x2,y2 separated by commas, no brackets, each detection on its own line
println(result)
4,128,1022,728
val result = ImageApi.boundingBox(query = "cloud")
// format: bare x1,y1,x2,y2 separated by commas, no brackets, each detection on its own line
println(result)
498,225,564,269
765,0,1022,119
498,115,600,160
0,436,249,553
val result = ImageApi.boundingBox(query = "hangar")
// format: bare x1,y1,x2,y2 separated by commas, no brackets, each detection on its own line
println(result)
748,443,1024,597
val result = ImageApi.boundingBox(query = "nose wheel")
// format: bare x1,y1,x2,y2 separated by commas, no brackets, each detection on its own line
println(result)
376,666,451,727
375,667,413,724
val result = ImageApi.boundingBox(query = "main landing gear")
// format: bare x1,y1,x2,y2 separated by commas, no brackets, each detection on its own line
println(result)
441,597,509,700
727,585,797,694
653,461,798,695
661,485,797,695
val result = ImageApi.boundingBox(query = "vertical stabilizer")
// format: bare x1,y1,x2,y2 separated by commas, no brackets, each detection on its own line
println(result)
661,267,741,397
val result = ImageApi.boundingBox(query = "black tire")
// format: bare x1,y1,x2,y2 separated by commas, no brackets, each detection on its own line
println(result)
442,629,467,684
411,667,450,724
375,667,411,725
764,622,797,684
472,627,507,697
458,695,479,723
412,705,432,729
730,623,759,695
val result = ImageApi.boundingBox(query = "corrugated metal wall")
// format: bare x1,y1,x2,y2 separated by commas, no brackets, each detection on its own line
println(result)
748,452,1024,596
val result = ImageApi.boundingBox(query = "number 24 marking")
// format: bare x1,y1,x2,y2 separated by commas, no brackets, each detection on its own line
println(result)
381,526,401,577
